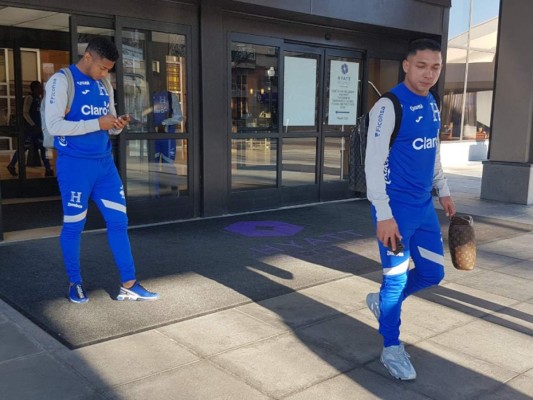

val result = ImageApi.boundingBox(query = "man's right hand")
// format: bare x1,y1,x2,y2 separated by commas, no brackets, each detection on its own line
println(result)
376,218,402,252
98,115,118,130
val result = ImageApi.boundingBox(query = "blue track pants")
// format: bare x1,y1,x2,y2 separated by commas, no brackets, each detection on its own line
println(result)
57,154,136,284
372,197,445,347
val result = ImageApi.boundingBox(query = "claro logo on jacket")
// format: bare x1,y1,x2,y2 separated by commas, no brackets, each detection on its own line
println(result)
81,101,110,116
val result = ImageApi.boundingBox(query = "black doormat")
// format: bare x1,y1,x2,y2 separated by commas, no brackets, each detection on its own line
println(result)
0,200,531,349
1,200,104,232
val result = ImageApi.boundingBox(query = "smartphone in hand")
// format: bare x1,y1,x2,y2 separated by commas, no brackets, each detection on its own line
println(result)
387,238,404,255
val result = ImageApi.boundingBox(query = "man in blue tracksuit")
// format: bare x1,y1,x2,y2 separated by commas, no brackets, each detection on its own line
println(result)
44,37,159,303
151,72,183,196
364,39,456,380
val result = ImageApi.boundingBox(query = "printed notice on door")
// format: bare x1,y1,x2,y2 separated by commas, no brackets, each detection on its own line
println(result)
328,60,359,125
283,56,317,127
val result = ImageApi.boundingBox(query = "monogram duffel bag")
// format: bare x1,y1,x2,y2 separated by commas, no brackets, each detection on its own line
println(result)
448,215,476,271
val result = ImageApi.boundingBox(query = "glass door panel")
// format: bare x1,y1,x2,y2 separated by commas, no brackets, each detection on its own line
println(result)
282,51,320,133
121,27,189,199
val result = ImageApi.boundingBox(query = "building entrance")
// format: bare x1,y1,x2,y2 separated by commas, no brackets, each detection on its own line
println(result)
229,37,363,211
0,7,71,240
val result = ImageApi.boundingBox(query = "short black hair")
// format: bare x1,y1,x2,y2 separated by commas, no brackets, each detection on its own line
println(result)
30,81,41,91
85,37,119,62
406,38,441,59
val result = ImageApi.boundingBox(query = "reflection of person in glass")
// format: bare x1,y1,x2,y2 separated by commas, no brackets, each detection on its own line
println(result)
151,72,183,196
6,81,54,177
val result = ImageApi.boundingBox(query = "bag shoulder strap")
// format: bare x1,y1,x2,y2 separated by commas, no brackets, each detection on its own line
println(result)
381,92,402,148
167,91,173,116
60,67,75,111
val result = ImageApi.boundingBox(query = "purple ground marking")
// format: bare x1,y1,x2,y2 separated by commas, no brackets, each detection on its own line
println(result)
224,220,304,237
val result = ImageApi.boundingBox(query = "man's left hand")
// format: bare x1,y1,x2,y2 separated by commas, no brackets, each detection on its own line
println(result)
439,196,456,219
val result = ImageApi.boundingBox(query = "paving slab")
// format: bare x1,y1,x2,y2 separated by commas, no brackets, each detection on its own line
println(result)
366,341,517,400
235,290,345,330
429,319,533,373
105,360,270,400
482,301,533,336
477,232,533,260
474,249,525,271
296,275,379,314
400,294,477,336
476,374,533,400
417,282,517,319
0,353,97,400
0,322,42,363
284,367,431,400
211,333,355,398
61,330,199,388
295,311,383,365
448,269,533,301
492,258,533,281
158,308,283,357
440,260,484,283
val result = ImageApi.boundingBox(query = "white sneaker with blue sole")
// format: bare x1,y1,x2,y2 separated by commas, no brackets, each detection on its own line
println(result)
116,282,159,301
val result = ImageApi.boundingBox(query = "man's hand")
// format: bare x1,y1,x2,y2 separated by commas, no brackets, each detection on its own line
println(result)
439,196,456,219
377,218,402,252
113,114,130,130
98,115,119,130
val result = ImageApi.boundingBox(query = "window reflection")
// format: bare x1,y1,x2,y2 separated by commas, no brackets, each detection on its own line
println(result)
442,0,498,142
282,138,316,186
231,138,277,190
126,139,188,198
323,137,349,182
122,30,149,132
231,43,278,133
121,30,187,134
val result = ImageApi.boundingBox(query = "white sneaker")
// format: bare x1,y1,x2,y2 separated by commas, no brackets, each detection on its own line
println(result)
366,292,380,321
381,343,417,380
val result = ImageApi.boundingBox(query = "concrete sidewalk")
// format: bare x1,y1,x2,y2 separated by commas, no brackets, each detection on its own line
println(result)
0,161,532,400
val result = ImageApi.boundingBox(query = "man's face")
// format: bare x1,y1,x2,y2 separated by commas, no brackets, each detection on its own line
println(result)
85,51,115,81
402,49,442,96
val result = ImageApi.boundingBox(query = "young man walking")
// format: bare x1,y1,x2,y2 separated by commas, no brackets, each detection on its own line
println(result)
44,37,159,303
364,38,456,380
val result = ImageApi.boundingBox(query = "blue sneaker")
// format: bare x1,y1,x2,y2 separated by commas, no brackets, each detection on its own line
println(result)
116,282,159,301
68,283,89,304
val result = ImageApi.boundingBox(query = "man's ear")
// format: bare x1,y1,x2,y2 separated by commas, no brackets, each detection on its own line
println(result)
402,59,409,73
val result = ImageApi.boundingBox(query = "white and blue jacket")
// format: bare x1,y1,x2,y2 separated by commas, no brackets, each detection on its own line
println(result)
43,64,122,158
365,82,450,221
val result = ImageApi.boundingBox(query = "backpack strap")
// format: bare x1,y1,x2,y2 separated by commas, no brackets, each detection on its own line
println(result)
381,92,402,148
167,91,173,116
60,67,75,111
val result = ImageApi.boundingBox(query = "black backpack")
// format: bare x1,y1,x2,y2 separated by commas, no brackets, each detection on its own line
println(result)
348,92,401,193
348,91,440,194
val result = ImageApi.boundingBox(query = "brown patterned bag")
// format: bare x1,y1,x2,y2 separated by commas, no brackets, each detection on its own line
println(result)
448,215,476,270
